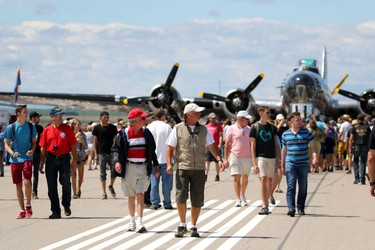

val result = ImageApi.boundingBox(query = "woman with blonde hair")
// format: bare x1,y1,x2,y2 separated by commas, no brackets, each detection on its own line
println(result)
71,119,88,199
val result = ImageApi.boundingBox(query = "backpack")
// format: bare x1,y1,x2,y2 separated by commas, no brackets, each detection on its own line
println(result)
11,121,34,149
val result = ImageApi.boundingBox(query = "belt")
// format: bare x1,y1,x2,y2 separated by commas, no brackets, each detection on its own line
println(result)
127,160,147,165
47,153,70,160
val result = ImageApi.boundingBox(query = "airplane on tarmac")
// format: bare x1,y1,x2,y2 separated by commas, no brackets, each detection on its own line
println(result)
0,47,374,124
200,46,375,119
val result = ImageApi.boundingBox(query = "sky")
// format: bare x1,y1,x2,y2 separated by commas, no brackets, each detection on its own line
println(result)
1,0,375,103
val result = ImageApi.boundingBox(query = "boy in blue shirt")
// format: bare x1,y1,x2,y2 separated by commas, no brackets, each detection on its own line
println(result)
4,105,37,219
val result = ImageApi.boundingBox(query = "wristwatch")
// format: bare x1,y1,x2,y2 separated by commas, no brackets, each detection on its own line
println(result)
370,182,375,186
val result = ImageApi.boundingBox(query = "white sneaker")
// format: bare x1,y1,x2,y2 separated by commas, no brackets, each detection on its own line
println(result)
137,224,147,233
127,222,136,232
240,196,248,206
234,200,241,207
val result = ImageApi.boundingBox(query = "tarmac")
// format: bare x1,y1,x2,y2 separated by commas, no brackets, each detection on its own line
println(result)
0,164,374,250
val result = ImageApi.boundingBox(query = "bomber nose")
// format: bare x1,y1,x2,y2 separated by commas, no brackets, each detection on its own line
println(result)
285,73,317,101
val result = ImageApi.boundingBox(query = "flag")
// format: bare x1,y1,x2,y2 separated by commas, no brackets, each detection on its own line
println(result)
14,65,21,103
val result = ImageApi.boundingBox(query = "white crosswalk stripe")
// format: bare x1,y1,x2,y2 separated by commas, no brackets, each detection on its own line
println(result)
41,199,280,250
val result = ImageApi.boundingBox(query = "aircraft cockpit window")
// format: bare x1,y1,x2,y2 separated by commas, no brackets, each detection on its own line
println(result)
298,59,318,68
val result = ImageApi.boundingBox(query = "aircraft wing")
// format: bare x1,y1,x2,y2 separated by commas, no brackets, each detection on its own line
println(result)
0,91,133,112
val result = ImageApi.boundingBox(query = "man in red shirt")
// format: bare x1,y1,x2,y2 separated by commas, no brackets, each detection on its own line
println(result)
205,113,223,181
39,107,77,219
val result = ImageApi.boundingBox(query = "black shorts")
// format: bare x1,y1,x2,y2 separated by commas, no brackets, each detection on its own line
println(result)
205,149,217,162
175,169,206,207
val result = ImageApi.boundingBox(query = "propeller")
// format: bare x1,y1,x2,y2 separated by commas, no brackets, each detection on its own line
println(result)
330,74,375,116
123,63,182,123
200,73,264,113
330,74,349,96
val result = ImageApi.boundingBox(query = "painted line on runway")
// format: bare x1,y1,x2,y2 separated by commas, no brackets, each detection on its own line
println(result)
191,200,263,250
165,200,252,250
40,208,155,250
65,208,164,250
40,199,278,250
39,216,130,250
140,199,234,250
217,200,281,250
111,199,220,250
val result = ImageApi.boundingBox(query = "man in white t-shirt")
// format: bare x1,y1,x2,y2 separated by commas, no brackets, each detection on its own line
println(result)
338,114,351,171
166,103,224,238
147,109,173,210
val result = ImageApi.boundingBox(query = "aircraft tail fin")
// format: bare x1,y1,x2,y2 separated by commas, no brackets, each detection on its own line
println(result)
321,46,327,83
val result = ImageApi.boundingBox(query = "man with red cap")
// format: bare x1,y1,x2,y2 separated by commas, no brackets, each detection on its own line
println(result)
112,108,160,233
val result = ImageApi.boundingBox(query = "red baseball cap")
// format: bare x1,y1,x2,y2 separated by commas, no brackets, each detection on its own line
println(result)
128,108,148,119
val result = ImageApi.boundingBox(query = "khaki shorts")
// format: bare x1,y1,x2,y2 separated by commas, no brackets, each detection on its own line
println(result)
256,157,276,178
229,154,252,176
121,163,150,197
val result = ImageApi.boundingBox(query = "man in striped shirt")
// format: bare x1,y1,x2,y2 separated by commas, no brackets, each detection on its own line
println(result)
281,112,318,217
112,108,160,233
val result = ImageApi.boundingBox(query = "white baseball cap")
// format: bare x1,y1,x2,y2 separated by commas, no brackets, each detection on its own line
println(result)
276,114,284,120
183,103,205,114
236,110,251,119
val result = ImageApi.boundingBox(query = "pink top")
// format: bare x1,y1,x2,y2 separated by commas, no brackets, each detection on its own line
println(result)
206,122,223,146
226,124,251,158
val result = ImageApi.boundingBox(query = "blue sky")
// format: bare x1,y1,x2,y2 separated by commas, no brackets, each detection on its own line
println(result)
1,0,375,102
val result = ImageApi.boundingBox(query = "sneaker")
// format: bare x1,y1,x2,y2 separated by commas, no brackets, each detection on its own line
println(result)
25,206,33,218
175,226,187,238
353,180,359,184
108,185,116,198
144,203,151,209
101,193,107,200
258,207,269,215
240,196,247,206
215,175,220,181
49,212,61,219
270,195,276,205
346,170,352,174
234,200,241,207
17,211,26,219
64,207,72,216
32,192,38,199
287,210,296,217
149,205,160,210
164,205,174,210
298,209,305,215
127,222,136,232
190,227,200,237
361,181,366,185
137,225,147,233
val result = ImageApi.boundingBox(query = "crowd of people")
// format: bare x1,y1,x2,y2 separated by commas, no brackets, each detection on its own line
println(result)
1,103,374,237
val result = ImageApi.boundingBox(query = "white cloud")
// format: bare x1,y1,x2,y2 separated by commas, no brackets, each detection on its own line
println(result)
0,18,374,104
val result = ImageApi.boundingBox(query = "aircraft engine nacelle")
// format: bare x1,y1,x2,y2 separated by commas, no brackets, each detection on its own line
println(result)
148,84,184,113
358,89,375,116
222,89,257,119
